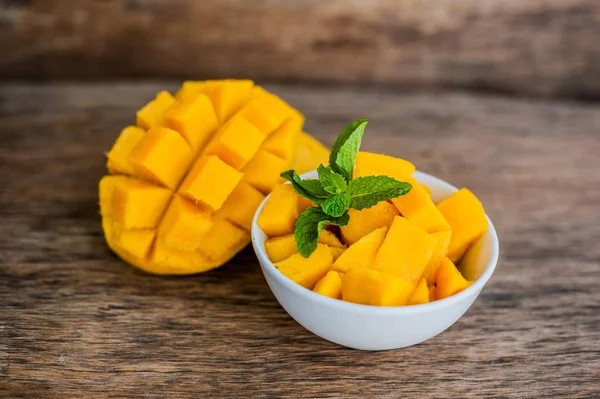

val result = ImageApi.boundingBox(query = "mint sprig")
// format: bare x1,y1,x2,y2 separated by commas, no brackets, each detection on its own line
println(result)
281,119,413,258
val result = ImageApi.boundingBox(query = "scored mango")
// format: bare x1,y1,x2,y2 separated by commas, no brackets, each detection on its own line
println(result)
100,80,329,275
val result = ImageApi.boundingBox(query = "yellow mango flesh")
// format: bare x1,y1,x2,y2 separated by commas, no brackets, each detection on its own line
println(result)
101,80,328,275
275,244,333,289
407,277,430,305
257,184,302,237
265,231,346,263
372,216,437,285
292,132,330,175
422,230,452,284
428,284,437,302
436,257,472,300
354,152,416,180
340,200,399,245
313,270,343,299
342,268,414,307
332,226,387,274
437,188,488,263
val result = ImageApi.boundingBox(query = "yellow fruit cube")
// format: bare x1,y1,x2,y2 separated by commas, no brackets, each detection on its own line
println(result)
319,230,345,249
196,219,250,260
340,200,399,245
174,81,205,103
261,118,300,161
372,216,437,285
342,268,414,307
423,230,452,284
110,177,172,229
428,284,437,302
274,244,333,289
328,246,346,261
257,184,301,237
313,270,343,299
292,133,330,175
207,79,254,123
436,257,472,300
214,181,265,232
407,202,452,233
242,149,289,194
99,175,128,217
158,195,214,251
113,227,156,260
354,152,415,180
265,234,298,263
164,93,219,150
106,126,145,176
136,90,175,129
332,226,387,274
205,115,265,170
238,99,285,136
151,238,217,274
129,126,194,189
437,188,488,263
407,277,430,305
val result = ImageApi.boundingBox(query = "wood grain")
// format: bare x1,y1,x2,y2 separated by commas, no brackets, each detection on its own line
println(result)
1,83,599,398
1,0,600,99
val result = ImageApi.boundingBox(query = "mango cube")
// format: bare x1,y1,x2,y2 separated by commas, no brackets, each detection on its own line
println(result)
340,200,399,245
292,132,330,175
106,126,145,176
342,268,414,307
437,188,488,263
257,184,301,237
136,90,175,129
313,270,343,299
265,234,298,263
158,195,214,251
319,230,345,249
408,203,452,233
164,93,219,150
214,181,265,231
196,219,250,260
207,80,254,123
179,155,243,211
129,126,194,189
436,257,472,300
274,244,333,289
261,118,300,161
407,277,430,305
99,175,128,217
151,238,217,274
428,284,437,302
205,115,265,170
113,227,156,260
423,230,452,284
174,81,205,103
354,152,416,180
110,177,172,229
238,99,285,136
332,226,387,274
372,216,437,285
242,149,289,194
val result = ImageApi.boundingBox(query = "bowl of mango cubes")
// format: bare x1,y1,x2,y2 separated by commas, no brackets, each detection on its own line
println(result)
252,120,499,350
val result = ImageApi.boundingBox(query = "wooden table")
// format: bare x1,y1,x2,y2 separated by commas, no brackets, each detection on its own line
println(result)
1,83,599,398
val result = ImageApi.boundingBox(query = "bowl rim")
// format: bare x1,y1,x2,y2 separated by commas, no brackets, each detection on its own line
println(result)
251,170,499,315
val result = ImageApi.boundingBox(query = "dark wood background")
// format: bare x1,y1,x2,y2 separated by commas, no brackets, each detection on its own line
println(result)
1,83,599,397
1,0,600,99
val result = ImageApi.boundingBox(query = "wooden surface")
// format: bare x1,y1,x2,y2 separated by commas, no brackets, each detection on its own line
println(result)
1,83,599,398
2,0,600,99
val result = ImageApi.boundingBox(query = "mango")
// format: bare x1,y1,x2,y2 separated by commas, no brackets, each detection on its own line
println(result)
391,176,450,233
354,152,416,180
340,200,399,245
428,284,437,302
372,216,437,285
436,257,472,300
342,268,414,307
422,230,452,284
407,278,430,305
257,184,303,237
313,270,343,299
437,188,488,263
101,80,329,275
332,226,387,274
275,244,333,289
265,231,346,263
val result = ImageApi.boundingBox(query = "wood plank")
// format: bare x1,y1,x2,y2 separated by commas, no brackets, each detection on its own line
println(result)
1,0,600,98
1,83,599,398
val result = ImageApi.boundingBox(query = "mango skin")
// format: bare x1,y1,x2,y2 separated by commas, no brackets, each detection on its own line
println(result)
101,80,329,275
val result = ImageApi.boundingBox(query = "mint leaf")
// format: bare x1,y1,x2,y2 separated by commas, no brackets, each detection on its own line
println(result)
329,119,368,182
347,176,412,210
321,193,351,217
281,170,330,205
295,207,350,257
317,164,347,195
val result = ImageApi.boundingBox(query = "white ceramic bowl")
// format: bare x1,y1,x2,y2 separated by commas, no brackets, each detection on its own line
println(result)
251,171,499,350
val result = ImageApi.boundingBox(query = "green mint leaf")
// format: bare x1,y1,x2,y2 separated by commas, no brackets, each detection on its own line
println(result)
329,119,368,182
321,193,351,217
347,176,412,210
281,170,330,205
294,207,350,257
317,164,347,195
